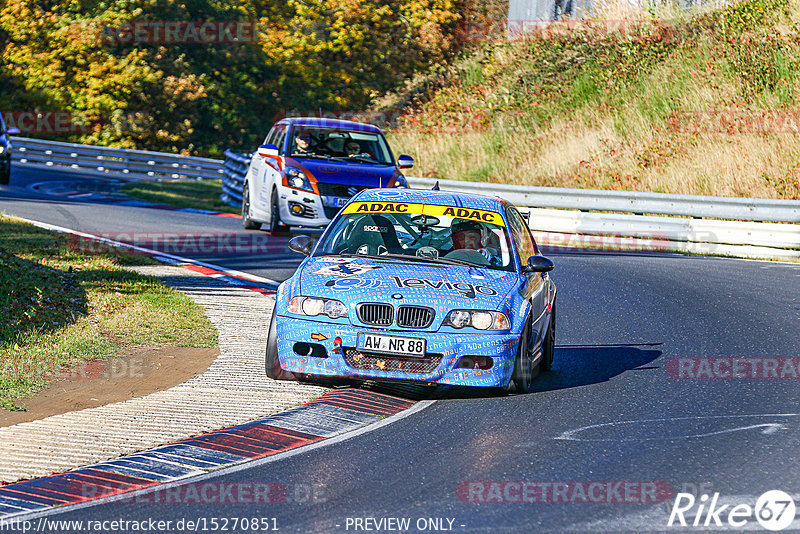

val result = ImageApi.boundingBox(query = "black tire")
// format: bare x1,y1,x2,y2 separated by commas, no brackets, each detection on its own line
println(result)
0,163,9,186
242,183,261,230
268,188,290,234
540,301,556,371
265,311,295,381
511,314,535,394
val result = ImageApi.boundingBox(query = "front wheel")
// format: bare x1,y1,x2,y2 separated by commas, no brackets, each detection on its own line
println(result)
242,182,261,230
540,301,556,371
265,310,294,381
511,314,535,394
268,188,290,234
0,163,10,185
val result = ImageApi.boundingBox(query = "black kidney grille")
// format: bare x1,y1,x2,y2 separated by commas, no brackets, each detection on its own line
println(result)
396,306,435,328
357,303,393,326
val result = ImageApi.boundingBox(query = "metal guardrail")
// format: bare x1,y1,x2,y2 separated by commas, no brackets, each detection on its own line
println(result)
221,149,250,207
221,150,799,260
12,137,224,180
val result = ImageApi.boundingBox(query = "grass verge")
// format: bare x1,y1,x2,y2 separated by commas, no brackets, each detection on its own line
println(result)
382,0,800,199
121,179,239,214
0,214,218,411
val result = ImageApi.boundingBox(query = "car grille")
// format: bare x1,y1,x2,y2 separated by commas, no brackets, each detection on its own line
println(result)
316,183,367,197
357,303,393,326
323,205,342,220
396,306,435,328
344,349,442,374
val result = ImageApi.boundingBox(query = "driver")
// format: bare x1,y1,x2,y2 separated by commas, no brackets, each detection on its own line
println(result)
450,219,501,265
294,132,313,154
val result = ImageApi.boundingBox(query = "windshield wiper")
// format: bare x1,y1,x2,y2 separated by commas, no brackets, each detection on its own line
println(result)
370,253,478,267
292,153,333,160
317,252,479,268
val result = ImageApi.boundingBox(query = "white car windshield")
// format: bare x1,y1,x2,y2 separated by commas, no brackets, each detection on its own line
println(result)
290,126,393,165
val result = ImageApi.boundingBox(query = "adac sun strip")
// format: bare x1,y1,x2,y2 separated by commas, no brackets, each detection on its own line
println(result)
343,202,505,227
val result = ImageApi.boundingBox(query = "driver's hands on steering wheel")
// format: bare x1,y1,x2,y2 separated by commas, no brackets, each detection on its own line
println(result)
477,247,501,266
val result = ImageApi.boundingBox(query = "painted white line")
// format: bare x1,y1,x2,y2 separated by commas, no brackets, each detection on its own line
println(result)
9,400,435,521
5,214,281,288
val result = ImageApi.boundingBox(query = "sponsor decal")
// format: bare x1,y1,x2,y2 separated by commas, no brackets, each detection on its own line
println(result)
343,202,505,227
391,276,497,299
311,333,328,341
325,277,383,291
363,225,389,233
312,262,381,278
317,166,340,173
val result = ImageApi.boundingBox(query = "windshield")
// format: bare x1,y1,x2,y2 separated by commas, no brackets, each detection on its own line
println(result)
316,202,515,271
289,126,394,165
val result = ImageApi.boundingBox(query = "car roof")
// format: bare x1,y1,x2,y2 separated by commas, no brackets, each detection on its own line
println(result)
279,117,383,133
352,188,507,212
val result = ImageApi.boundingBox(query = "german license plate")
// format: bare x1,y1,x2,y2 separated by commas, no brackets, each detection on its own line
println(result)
357,333,426,358
322,196,349,208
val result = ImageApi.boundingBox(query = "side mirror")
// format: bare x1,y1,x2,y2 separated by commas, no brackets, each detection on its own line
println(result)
522,255,554,273
258,143,279,158
6,127,20,135
288,235,316,256
397,155,414,169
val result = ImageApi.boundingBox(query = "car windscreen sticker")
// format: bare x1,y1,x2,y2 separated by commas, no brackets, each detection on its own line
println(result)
312,261,382,278
343,202,505,227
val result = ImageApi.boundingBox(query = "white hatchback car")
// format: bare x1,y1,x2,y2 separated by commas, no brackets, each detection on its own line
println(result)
242,117,413,233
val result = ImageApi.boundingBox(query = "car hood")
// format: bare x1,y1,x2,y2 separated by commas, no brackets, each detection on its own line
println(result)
286,157,397,187
298,256,519,311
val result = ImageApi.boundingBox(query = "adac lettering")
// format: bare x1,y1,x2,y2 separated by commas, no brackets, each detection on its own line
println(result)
356,202,409,213
442,207,497,223
391,276,497,299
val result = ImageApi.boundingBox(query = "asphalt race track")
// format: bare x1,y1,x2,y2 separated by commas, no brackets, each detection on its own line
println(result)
2,165,800,532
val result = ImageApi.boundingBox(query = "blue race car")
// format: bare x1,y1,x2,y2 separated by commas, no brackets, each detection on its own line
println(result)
266,188,557,392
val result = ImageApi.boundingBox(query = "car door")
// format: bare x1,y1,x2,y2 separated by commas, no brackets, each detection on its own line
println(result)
507,207,549,348
263,125,286,223
246,127,274,219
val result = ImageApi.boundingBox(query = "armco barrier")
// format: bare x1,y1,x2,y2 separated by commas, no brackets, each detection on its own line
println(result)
11,137,224,180
221,150,799,259
11,139,799,260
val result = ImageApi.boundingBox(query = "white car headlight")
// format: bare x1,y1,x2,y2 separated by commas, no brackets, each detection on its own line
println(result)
285,167,313,192
289,296,348,319
444,310,509,331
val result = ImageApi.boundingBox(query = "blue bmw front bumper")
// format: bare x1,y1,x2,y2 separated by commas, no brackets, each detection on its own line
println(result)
275,316,520,387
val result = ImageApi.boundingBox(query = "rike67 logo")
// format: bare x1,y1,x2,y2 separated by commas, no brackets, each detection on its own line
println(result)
668,490,796,531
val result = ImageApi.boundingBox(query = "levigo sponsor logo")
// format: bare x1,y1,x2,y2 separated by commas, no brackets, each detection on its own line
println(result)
668,490,796,531
391,277,497,299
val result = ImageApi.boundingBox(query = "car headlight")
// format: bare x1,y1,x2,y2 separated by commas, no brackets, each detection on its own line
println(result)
444,310,509,330
284,167,313,192
0,146,5,154
288,296,348,319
